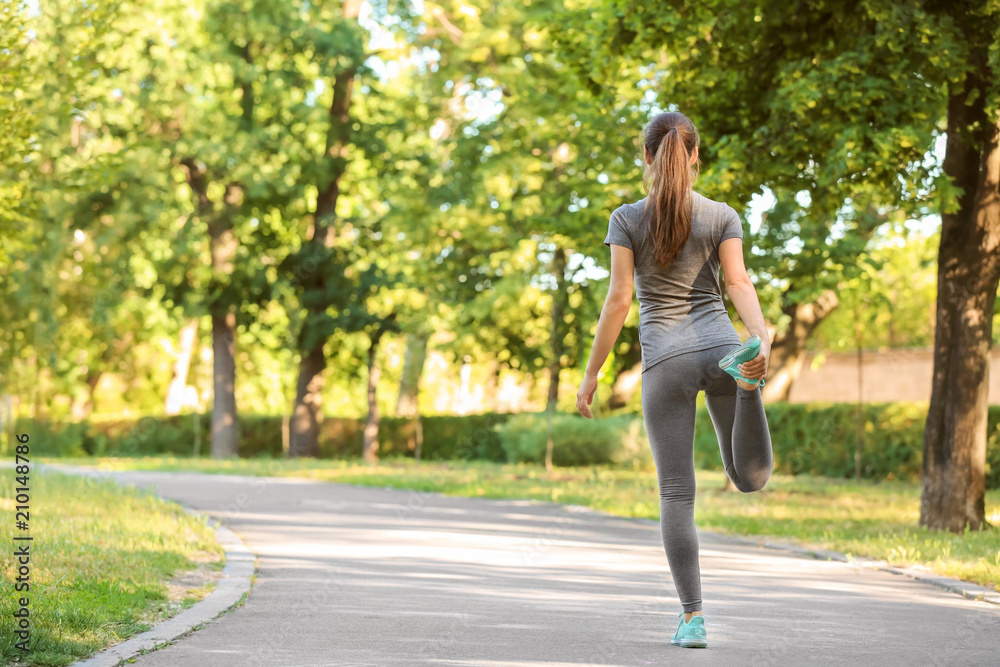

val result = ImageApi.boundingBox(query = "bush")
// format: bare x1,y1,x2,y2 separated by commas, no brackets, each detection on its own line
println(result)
24,412,516,461
21,403,1000,489
13,418,88,457
608,415,655,469
690,401,1000,486
496,412,653,469
88,415,212,457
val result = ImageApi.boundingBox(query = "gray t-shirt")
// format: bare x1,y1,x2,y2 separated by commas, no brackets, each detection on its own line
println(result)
603,191,744,372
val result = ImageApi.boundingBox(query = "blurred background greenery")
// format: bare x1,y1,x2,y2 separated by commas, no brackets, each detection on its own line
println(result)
3,2,1000,662
2,0,999,561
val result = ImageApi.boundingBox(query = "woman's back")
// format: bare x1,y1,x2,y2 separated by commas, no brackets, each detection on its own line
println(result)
604,190,744,372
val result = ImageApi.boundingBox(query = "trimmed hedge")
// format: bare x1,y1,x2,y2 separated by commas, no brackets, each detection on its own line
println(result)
497,413,653,469
14,412,515,462
692,401,1000,489
14,403,1000,488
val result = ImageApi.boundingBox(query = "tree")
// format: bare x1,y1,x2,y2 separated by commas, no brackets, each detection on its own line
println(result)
284,0,394,458
394,329,428,458
920,2,1000,532
2,0,164,424
411,0,638,437
0,1,33,253
105,0,306,456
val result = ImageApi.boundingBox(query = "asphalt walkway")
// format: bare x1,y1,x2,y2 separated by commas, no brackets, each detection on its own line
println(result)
54,466,1000,666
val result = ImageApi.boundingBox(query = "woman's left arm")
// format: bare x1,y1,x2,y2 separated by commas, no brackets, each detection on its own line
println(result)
576,244,635,419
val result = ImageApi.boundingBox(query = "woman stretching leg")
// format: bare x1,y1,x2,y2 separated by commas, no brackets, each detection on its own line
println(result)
576,110,773,649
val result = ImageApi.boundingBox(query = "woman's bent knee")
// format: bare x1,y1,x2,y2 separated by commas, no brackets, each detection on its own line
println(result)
736,478,767,493
736,470,771,493
730,464,771,493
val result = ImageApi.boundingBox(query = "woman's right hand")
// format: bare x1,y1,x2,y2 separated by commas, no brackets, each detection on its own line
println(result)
738,339,769,383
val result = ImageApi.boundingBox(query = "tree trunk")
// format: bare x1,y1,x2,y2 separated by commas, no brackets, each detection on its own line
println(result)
289,0,363,459
205,37,253,458
290,346,324,458
760,289,839,402
363,332,384,465
545,247,569,471
395,330,428,417
165,318,199,415
208,201,239,458
395,330,428,457
211,309,239,457
180,154,240,459
854,304,864,481
193,411,202,457
545,356,561,419
71,371,102,421
919,52,1000,533
486,359,501,412
281,414,290,458
413,419,423,461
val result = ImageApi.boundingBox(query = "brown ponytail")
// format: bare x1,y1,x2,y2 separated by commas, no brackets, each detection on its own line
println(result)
640,112,701,267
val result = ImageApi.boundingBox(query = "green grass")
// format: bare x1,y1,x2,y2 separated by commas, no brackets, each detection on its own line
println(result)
42,455,1000,596
1,468,225,667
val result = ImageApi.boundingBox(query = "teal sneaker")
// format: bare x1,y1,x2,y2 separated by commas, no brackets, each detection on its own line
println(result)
718,334,766,387
671,612,708,648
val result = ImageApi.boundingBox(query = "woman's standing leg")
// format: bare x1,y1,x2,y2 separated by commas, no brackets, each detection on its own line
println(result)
642,352,703,613
703,344,774,493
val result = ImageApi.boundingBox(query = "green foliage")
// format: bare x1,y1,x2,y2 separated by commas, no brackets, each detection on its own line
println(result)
245,414,503,462
396,414,512,462
812,227,942,350
19,415,210,459
0,1,34,250
380,0,636,377
496,412,653,468
690,402,1000,489
12,418,90,458
25,412,517,462
25,403,1000,488
4,0,996,501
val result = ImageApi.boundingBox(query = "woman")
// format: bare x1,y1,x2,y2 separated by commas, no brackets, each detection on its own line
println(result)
575,111,774,649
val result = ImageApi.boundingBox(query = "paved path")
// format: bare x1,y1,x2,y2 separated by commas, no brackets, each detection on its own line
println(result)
57,467,1000,666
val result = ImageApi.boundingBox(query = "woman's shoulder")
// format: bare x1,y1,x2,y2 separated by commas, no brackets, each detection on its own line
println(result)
691,189,721,206
629,190,718,206
617,191,729,219
691,190,737,219
618,196,649,218
611,198,643,225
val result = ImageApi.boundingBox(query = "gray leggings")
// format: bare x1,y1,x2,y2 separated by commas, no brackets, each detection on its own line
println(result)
641,342,774,613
